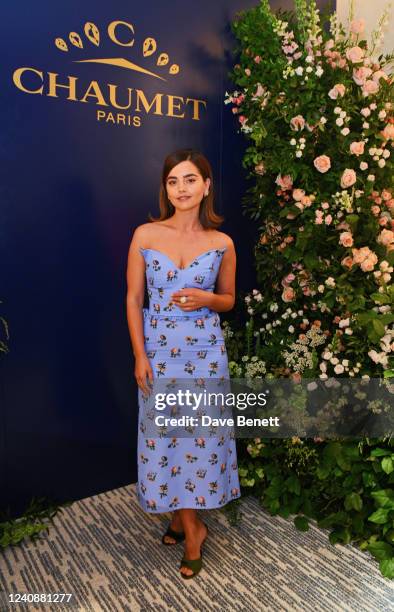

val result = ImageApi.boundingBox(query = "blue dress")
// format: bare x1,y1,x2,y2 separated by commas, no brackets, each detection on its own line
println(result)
136,246,241,513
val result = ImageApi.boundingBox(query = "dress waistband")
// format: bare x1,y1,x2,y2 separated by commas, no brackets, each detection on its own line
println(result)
144,306,214,319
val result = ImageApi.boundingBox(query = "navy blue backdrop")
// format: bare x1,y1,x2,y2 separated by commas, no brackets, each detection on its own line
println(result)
0,0,331,515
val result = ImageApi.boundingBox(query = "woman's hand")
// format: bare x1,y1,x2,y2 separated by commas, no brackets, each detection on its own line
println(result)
171,288,213,312
134,354,154,397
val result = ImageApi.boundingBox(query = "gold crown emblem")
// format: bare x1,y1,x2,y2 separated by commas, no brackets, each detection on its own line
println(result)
54,20,180,82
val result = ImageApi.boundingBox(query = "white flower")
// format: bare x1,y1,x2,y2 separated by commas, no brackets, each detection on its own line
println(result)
295,151,303,158
367,175,375,182
345,328,353,335
341,128,350,136
288,325,295,333
378,159,386,168
360,162,368,170
334,107,341,114
383,149,390,159
342,359,349,367
362,122,370,129
322,351,332,360
295,67,304,76
331,357,339,365
319,362,327,372
245,296,251,304
318,285,325,293
334,364,345,374
290,138,297,145
247,307,254,315
339,318,349,328
370,103,377,110
315,66,324,77
336,117,344,126
320,116,327,124
369,147,376,156
325,277,336,287
379,110,387,120
339,111,346,119
305,55,313,63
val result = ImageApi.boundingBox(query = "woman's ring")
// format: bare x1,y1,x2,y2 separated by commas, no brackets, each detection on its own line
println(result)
180,296,188,304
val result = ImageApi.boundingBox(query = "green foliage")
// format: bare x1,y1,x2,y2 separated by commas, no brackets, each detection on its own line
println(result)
0,497,69,549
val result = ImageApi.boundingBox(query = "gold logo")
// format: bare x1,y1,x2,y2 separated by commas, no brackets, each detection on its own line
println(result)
12,18,206,128
54,20,180,82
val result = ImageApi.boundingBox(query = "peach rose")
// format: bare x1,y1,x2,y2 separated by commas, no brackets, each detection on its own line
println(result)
339,231,354,247
382,124,394,140
328,83,346,99
275,174,293,190
362,80,379,96
377,229,394,247
340,168,357,188
314,155,331,173
349,141,365,156
290,115,305,131
301,195,312,207
352,247,371,264
360,257,377,272
292,188,305,201
353,67,372,85
382,190,392,201
350,18,365,34
372,70,388,83
341,256,354,269
282,287,295,302
371,205,381,216
346,46,364,63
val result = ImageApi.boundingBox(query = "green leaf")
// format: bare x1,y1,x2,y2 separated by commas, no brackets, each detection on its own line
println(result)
344,493,363,512
372,319,386,338
368,508,389,524
379,558,394,579
367,541,394,561
371,448,391,457
294,515,309,531
382,457,394,474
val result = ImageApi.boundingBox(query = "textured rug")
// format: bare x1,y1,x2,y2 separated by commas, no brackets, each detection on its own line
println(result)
0,484,393,612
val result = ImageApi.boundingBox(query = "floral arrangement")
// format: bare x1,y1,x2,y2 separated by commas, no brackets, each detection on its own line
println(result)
224,0,394,579
225,0,394,382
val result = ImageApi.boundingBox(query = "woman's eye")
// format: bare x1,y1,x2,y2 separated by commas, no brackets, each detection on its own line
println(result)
187,178,196,183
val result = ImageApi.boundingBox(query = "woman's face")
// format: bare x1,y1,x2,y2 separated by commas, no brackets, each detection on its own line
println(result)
165,160,210,212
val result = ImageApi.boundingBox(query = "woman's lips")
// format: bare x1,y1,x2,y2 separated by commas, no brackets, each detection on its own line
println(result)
178,196,190,201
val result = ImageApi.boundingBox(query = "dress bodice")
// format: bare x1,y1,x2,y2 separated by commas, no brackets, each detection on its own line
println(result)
139,247,226,317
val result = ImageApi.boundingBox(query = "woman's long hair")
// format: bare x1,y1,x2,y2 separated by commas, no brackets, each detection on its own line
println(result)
148,149,224,229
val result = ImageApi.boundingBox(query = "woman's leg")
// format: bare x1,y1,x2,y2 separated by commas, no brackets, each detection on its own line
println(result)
162,510,184,544
178,509,208,577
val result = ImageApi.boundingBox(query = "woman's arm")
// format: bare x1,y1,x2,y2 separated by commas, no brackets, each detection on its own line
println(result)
126,227,153,395
171,240,236,313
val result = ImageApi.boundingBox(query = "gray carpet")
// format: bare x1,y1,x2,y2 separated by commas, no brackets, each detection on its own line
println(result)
0,484,393,611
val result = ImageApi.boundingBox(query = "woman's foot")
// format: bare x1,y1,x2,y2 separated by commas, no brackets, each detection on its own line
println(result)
162,515,185,545
180,520,208,577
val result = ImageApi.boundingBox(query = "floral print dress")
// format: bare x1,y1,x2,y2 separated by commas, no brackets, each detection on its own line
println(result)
136,247,241,513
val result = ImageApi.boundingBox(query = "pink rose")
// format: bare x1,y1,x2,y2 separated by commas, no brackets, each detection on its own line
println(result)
382,124,394,140
361,107,371,117
349,141,365,156
325,215,332,225
254,56,261,63
350,18,366,34
314,155,331,173
328,84,346,99
238,115,247,124
371,205,381,216
340,169,357,189
382,190,392,201
362,80,379,97
377,229,394,247
292,188,305,201
339,231,354,247
353,67,372,86
245,68,251,76
282,287,295,302
290,115,305,131
346,46,364,63
321,202,330,210
275,174,293,191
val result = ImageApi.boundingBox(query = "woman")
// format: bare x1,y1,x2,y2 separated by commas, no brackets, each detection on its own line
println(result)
126,148,240,579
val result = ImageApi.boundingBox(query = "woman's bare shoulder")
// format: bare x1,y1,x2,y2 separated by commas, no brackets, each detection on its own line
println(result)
132,222,163,246
212,230,235,250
